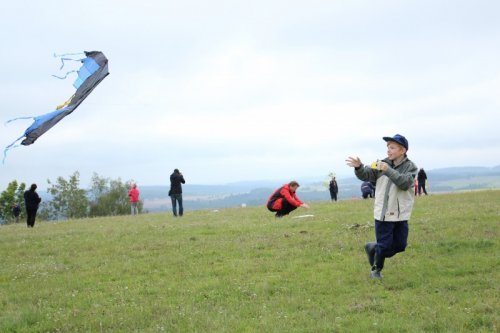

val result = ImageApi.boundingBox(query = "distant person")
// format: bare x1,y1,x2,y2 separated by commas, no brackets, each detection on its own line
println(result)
329,177,339,201
414,176,418,195
12,202,21,223
361,181,375,199
346,134,417,279
417,168,428,195
128,183,140,215
169,169,186,217
24,184,42,228
267,181,310,218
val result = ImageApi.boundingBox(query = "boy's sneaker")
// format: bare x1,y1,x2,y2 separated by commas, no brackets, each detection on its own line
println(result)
370,269,383,279
364,242,376,267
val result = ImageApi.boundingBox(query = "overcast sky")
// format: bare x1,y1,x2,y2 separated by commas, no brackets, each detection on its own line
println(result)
1,0,499,190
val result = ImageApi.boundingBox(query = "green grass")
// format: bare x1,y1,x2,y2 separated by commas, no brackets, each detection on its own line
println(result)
1,190,498,332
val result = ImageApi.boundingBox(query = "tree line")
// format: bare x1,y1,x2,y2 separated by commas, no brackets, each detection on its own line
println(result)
0,171,143,224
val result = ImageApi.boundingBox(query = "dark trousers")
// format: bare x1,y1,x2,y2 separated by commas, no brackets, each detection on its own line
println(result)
329,191,337,201
171,193,183,216
362,191,373,199
26,207,38,227
374,220,408,270
268,199,298,217
418,183,427,195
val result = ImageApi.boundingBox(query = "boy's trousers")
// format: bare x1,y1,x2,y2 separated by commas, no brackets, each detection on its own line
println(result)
375,220,409,264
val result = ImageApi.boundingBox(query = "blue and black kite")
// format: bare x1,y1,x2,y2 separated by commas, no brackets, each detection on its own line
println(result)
4,51,109,162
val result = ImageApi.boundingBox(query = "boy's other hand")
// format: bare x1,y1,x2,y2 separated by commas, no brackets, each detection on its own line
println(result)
377,161,389,171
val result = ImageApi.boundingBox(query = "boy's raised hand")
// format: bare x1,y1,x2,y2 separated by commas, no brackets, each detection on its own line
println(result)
346,156,362,168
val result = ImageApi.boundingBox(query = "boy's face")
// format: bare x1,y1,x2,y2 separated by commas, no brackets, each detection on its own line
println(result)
386,142,406,161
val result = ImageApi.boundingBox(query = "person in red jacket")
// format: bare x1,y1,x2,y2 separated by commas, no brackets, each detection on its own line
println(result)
128,183,140,215
267,181,310,217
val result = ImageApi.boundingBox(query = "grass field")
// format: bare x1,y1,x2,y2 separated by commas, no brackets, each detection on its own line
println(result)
1,190,498,332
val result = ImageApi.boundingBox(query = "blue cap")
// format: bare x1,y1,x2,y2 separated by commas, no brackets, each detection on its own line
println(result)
383,134,409,150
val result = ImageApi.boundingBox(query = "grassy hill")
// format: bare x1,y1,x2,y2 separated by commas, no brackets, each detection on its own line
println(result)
0,191,498,332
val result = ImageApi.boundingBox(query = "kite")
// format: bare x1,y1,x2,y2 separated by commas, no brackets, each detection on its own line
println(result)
3,51,109,162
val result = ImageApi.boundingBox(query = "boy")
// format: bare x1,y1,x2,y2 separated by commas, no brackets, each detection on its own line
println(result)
346,134,417,278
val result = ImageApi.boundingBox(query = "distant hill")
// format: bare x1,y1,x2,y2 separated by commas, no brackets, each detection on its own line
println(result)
426,166,500,191
140,166,500,212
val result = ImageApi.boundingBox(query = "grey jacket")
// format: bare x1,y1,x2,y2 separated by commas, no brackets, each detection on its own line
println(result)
355,157,417,222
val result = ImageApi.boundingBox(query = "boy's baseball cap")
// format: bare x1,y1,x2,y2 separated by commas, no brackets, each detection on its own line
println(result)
383,134,409,150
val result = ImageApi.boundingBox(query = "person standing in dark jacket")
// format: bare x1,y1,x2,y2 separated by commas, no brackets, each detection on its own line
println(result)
417,168,428,195
24,184,42,228
169,169,186,217
329,177,339,201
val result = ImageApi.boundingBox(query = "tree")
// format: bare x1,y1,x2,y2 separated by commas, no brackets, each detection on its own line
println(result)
89,173,143,217
46,171,89,219
0,181,26,224
24,172,144,221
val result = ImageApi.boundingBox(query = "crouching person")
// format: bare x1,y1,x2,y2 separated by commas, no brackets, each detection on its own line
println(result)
267,181,309,218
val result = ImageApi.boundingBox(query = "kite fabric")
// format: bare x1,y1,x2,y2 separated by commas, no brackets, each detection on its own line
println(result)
3,51,109,162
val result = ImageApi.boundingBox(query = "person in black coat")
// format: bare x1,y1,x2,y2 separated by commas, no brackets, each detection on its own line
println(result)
24,184,42,227
417,168,428,195
329,177,339,201
169,169,186,217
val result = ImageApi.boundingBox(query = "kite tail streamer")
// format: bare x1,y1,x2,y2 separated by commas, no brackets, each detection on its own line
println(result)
2,136,24,164
52,70,78,80
5,116,34,126
53,52,84,70
3,116,33,163
53,52,85,58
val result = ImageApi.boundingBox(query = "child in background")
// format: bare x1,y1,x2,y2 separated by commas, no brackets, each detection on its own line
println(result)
12,202,21,223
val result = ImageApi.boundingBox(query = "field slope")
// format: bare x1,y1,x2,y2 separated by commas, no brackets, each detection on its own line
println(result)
1,190,498,332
